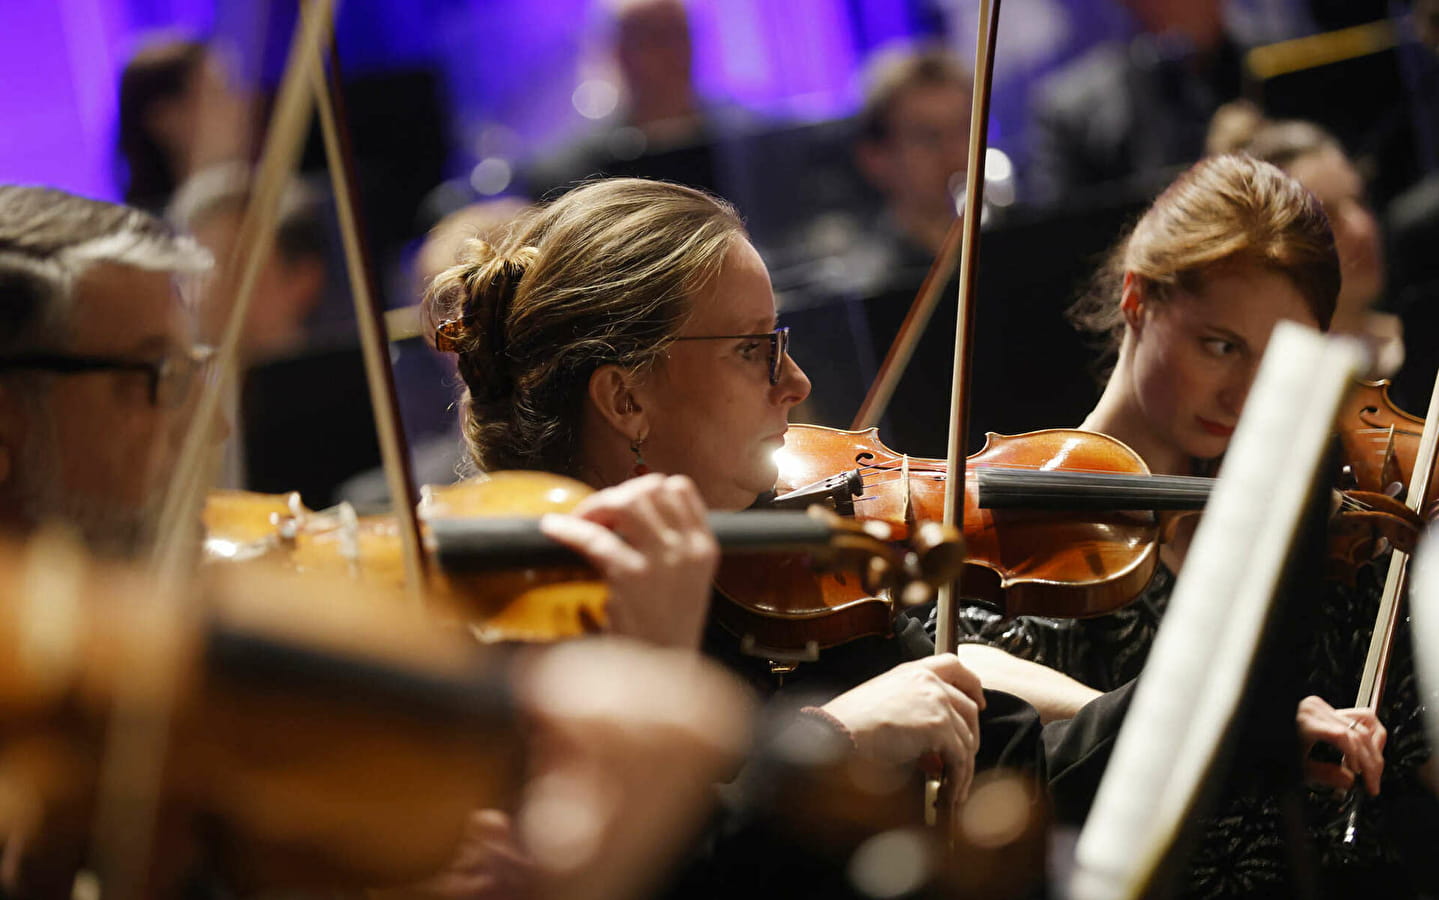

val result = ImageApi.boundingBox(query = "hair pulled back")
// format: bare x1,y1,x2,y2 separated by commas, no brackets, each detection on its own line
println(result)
423,178,745,474
1205,99,1341,174
1069,154,1340,371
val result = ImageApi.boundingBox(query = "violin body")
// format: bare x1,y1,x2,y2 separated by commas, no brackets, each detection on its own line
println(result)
1337,379,1435,515
747,424,1160,630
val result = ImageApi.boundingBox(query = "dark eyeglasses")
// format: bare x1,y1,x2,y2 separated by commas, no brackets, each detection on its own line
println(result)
0,343,217,408
672,326,791,385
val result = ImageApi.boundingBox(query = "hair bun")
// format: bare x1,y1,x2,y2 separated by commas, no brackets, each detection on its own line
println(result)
426,240,540,414
428,240,536,347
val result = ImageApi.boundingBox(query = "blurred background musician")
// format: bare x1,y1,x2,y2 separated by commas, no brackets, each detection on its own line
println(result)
167,164,331,361
521,0,740,202
782,41,1101,458
1205,100,1404,381
117,36,255,216
850,45,973,268
780,44,972,441
1025,0,1241,209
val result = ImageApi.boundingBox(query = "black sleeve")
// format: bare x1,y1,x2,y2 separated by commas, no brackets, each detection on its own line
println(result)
1040,679,1136,827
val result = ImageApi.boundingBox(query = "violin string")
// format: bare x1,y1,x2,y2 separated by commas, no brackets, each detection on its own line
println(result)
856,460,1205,478
856,469,1213,497
849,470,1383,513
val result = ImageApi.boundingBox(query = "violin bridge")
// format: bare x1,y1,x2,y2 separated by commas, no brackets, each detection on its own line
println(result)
901,454,915,530
1381,425,1404,494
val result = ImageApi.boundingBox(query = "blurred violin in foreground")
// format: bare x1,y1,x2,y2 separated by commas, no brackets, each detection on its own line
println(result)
0,531,521,899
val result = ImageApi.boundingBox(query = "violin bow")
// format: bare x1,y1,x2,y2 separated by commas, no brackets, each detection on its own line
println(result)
918,0,1001,834
1339,365,1439,841
935,0,1001,656
849,210,965,431
100,3,341,898
307,5,428,604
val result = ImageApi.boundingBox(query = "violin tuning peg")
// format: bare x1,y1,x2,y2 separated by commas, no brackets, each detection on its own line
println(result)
910,521,966,586
861,520,894,541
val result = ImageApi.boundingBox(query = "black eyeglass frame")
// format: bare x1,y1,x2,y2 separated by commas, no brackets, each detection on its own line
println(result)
0,344,217,408
671,327,791,385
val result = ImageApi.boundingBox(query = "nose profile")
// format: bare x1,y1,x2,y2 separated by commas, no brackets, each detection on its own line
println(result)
776,351,811,406
1219,363,1256,418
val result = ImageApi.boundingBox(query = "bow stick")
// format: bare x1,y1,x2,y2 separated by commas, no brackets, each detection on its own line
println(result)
920,0,1002,833
935,0,1001,655
308,11,428,603
99,3,341,898
849,214,966,431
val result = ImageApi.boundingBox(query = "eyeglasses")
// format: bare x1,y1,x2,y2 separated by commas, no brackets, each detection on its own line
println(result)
672,326,790,385
0,343,217,408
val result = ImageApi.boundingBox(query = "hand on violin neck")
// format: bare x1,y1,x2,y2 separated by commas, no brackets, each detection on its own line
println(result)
818,654,985,817
537,473,717,651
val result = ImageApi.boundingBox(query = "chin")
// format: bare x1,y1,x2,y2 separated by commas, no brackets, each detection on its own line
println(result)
751,455,780,492
713,465,775,511
1186,435,1230,462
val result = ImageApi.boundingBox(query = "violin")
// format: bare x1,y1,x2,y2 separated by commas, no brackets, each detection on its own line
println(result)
760,421,1429,625
0,533,522,899
203,471,966,646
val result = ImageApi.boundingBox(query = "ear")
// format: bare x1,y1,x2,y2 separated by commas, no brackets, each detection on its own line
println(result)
587,364,648,443
1119,272,1146,333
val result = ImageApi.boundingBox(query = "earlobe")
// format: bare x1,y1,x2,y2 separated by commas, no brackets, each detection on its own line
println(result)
587,364,648,442
1120,272,1145,332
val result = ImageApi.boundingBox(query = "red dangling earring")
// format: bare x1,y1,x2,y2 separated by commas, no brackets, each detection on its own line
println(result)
630,437,650,476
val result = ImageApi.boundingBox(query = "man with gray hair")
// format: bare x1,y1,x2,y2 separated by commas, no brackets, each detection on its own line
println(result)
0,184,214,557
